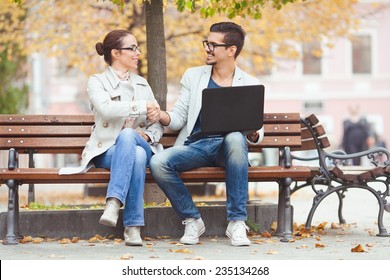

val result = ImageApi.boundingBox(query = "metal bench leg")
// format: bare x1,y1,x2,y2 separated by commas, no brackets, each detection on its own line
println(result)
336,190,347,224
3,180,20,245
275,178,293,242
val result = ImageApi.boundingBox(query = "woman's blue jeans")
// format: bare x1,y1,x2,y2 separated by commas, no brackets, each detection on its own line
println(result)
93,128,152,227
150,132,249,221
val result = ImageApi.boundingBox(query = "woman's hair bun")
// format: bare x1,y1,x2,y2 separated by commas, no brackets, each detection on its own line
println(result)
95,42,105,56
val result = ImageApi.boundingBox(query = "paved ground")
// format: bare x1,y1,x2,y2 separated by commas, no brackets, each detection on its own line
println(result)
1,182,390,279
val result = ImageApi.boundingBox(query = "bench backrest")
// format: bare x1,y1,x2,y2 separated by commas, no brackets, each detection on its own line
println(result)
0,113,305,155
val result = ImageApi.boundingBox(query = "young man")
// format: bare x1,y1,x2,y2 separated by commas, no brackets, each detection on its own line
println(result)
150,22,263,246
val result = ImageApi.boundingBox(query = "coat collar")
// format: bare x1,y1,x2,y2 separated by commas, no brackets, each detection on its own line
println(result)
104,67,148,89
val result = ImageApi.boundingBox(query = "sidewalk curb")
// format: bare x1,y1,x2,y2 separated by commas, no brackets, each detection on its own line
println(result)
0,202,281,240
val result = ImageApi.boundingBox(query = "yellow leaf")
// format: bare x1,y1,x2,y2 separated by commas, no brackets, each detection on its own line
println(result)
71,237,80,243
59,238,71,244
169,248,192,254
266,250,278,255
20,236,33,244
120,253,134,260
351,244,366,253
261,231,272,238
32,237,44,244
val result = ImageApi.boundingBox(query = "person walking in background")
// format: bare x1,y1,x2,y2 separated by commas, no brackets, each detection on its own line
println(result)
341,104,371,165
60,30,163,246
150,22,264,246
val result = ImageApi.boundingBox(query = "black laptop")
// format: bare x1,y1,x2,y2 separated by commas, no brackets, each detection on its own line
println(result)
200,85,265,135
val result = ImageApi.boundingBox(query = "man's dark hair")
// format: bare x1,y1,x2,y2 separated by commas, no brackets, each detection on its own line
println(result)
210,22,246,58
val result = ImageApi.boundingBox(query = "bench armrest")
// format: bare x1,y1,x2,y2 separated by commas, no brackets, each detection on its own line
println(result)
8,148,18,170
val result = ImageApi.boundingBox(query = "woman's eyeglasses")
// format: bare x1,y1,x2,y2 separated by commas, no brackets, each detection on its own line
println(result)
118,45,140,52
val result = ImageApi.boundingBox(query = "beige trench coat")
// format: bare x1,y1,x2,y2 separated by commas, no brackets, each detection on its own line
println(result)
59,67,163,175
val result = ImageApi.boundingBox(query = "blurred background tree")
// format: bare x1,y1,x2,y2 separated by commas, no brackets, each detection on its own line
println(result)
1,0,360,110
0,1,28,113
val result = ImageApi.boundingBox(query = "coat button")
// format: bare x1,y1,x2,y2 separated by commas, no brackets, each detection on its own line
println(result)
98,143,102,148
103,122,109,128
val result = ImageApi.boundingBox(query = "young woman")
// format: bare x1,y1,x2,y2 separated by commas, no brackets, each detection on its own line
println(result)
61,30,163,246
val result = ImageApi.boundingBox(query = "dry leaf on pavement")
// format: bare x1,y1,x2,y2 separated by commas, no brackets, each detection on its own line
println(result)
120,253,134,260
351,244,366,252
169,248,192,254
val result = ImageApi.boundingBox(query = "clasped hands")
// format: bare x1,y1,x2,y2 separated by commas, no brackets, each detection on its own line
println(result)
146,101,161,124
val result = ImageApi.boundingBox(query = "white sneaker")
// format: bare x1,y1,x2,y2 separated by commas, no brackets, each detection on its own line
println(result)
180,218,205,245
226,221,251,246
124,227,143,246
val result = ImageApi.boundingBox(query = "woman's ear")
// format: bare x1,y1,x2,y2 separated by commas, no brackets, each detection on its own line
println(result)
111,49,120,59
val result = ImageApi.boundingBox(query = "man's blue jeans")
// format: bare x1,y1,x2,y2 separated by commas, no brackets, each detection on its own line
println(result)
150,132,249,221
93,128,152,227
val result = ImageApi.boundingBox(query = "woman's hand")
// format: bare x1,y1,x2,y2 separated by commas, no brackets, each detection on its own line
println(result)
137,130,150,142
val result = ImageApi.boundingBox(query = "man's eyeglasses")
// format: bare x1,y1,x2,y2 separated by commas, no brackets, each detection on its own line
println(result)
202,40,233,51
118,45,140,52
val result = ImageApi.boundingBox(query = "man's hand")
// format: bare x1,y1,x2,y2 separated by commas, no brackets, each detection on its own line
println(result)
247,131,259,142
146,101,160,123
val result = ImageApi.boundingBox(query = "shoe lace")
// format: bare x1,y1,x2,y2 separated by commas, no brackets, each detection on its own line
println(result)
182,219,197,237
232,222,249,240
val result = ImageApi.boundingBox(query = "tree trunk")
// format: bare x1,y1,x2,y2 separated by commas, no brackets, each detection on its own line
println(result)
145,0,167,110
144,0,167,204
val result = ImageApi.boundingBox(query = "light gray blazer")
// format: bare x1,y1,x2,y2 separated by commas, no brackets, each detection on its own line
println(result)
59,68,163,174
166,65,264,146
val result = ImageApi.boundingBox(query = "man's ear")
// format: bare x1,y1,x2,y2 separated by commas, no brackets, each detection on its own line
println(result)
228,45,237,57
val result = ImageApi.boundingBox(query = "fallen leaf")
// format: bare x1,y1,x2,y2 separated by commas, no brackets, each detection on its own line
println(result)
120,253,133,260
144,237,154,241
19,236,33,244
315,243,326,248
351,244,366,252
88,236,99,243
156,236,171,239
261,231,272,238
192,256,206,260
270,221,278,231
365,243,374,248
169,248,192,254
59,238,71,244
266,250,278,255
32,237,44,244
71,237,80,243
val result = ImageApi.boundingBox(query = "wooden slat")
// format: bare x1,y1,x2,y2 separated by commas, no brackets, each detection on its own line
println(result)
0,125,93,136
0,114,95,125
263,113,300,123
0,166,313,184
0,113,299,125
301,125,325,140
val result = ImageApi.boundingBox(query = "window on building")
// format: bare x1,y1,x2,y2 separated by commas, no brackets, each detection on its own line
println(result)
352,35,372,74
302,41,322,75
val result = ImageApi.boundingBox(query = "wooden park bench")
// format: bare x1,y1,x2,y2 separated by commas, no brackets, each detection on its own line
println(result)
2,113,389,245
